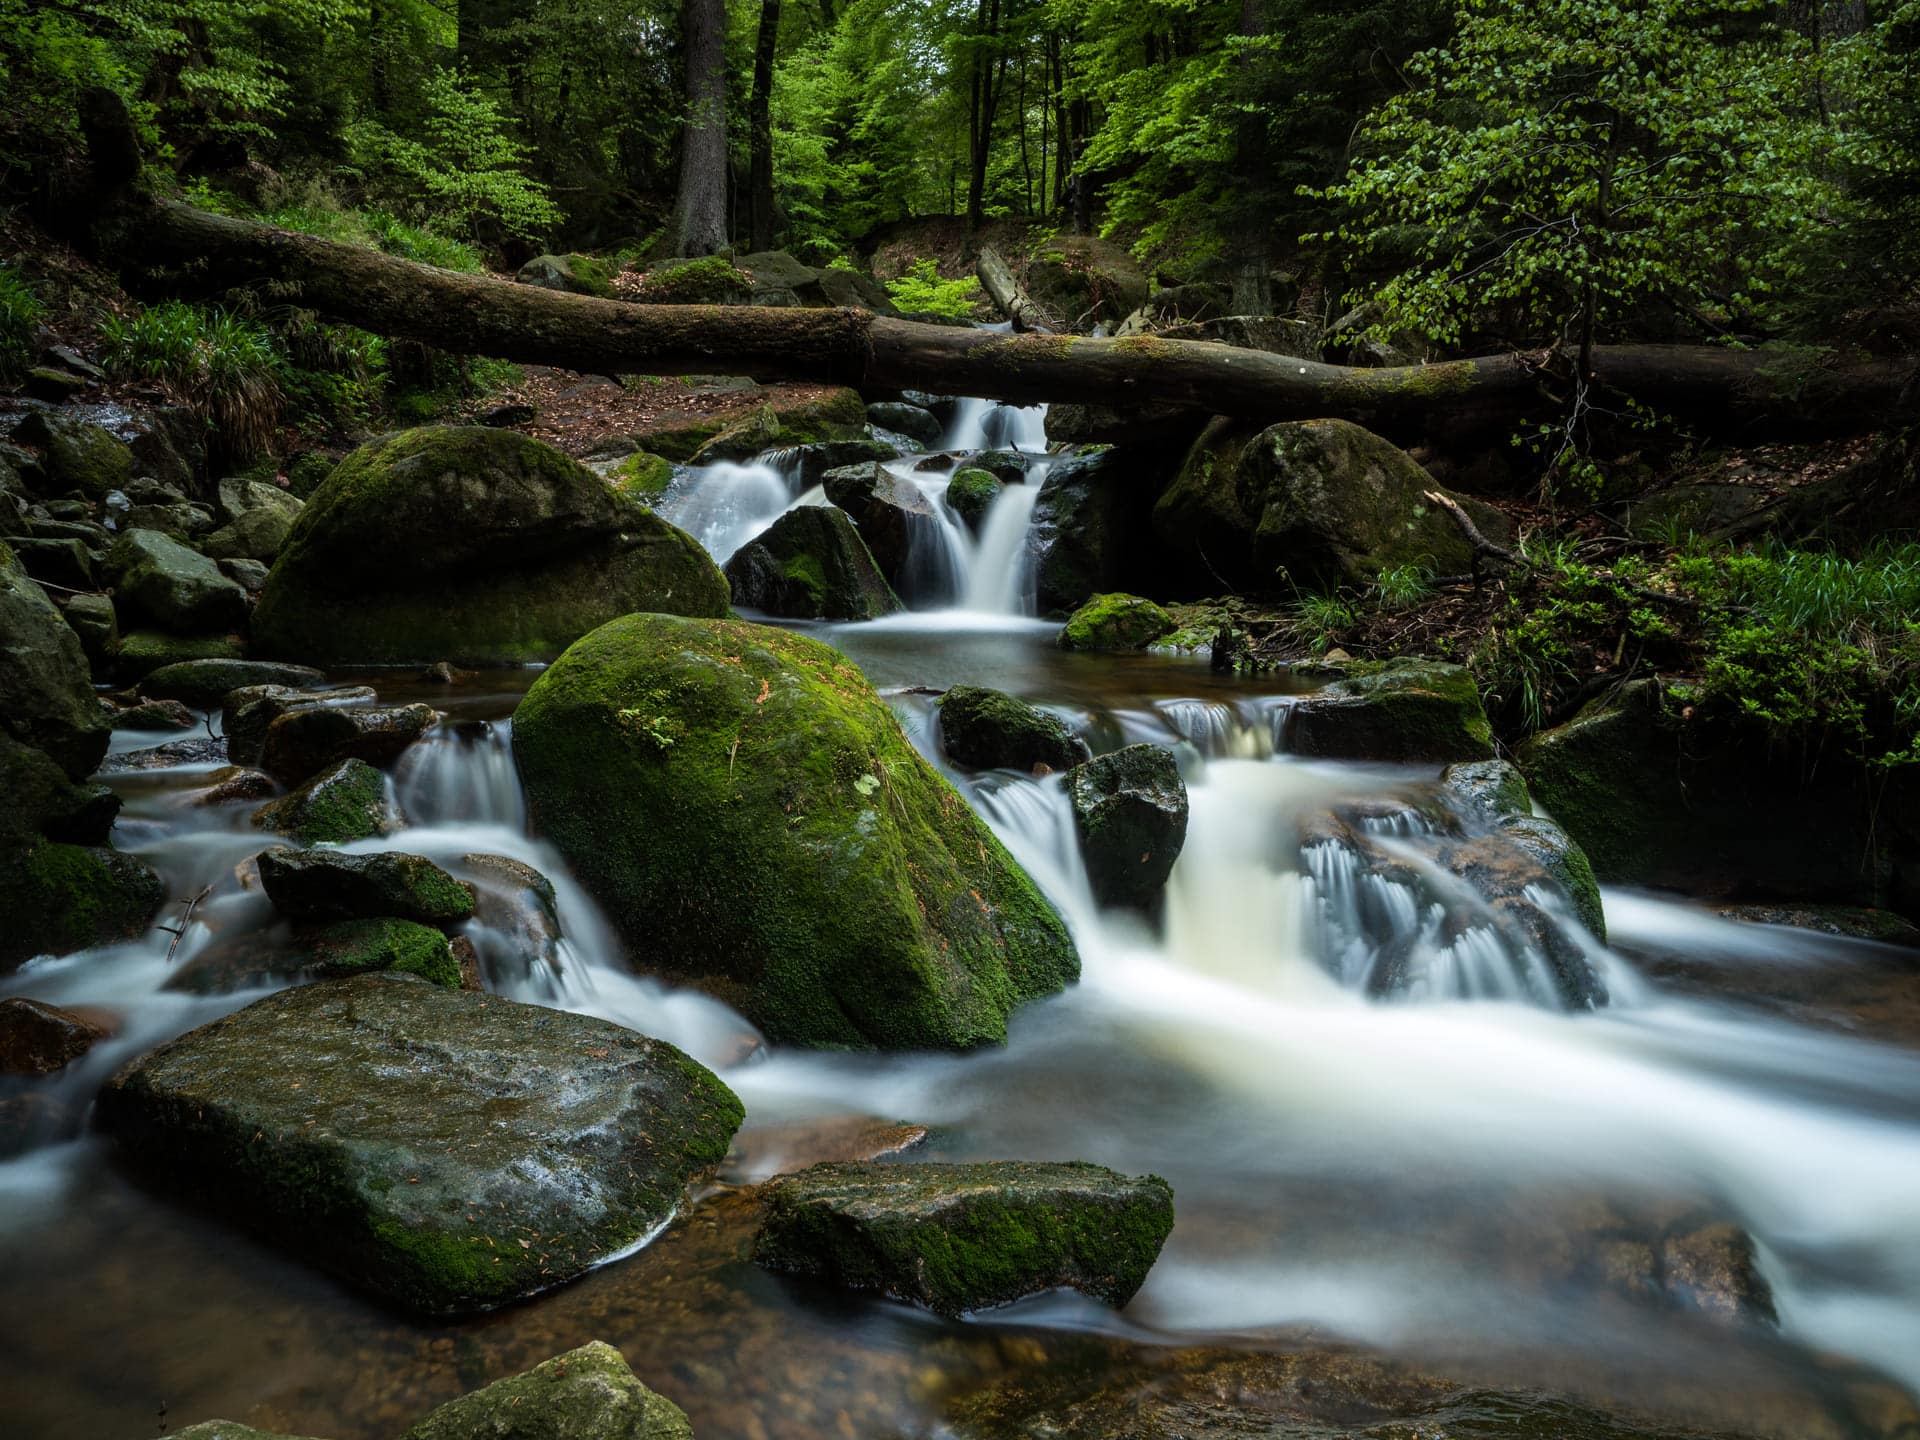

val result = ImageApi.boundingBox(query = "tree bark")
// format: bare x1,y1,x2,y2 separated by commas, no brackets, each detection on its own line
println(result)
975,245,1057,333
965,0,1004,229
749,0,781,252
671,0,730,257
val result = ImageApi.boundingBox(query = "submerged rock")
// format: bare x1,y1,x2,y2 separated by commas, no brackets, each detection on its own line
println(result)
1058,593,1174,651
723,505,901,621
1067,745,1189,911
513,614,1078,1049
939,685,1088,773
253,757,392,844
258,701,437,785
252,427,729,666
1286,660,1494,764
754,1160,1173,1316
96,975,744,1315
258,849,475,926
401,1341,692,1440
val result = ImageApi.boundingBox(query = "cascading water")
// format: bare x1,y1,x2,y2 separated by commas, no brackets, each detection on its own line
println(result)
654,455,800,564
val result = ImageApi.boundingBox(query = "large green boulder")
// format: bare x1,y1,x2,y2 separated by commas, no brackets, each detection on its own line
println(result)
401,1342,693,1440
513,614,1079,1049
0,543,110,778
754,1160,1174,1316
723,505,901,620
106,529,249,633
1154,418,1509,593
14,411,131,499
1286,660,1494,764
252,427,729,666
96,975,744,1314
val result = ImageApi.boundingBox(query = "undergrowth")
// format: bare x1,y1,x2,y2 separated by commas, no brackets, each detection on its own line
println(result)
0,265,44,380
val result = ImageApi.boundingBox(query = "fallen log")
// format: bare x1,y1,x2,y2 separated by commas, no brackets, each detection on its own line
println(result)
975,245,1059,333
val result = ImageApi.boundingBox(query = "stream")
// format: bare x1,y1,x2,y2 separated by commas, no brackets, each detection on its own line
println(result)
4,402,1920,1439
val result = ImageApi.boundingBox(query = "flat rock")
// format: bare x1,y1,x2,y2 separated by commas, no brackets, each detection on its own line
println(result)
259,701,437,784
259,848,475,925
140,659,328,709
96,975,744,1314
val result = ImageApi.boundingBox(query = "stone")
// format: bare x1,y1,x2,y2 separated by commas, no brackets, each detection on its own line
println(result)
252,758,393,844
0,542,110,778
259,848,475,925
14,412,132,498
0,840,164,974
123,501,215,538
945,467,1001,533
821,462,938,583
223,684,378,767
61,591,118,671
513,614,1078,1049
96,975,744,1314
105,529,249,633
163,1426,329,1440
400,1341,693,1440
252,427,729,666
296,916,468,989
723,505,901,621
1057,593,1175,651
140,658,328,709
1030,448,1169,614
781,437,901,486
201,505,296,563
1441,758,1605,940
754,1160,1174,1316
866,401,943,445
1024,235,1150,328
218,557,271,591
111,698,198,731
1,730,120,845
195,767,277,807
12,535,96,589
1158,314,1322,355
1066,745,1189,910
259,701,437,784
1285,660,1494,764
0,996,110,1075
1154,417,1510,593
24,367,88,402
461,854,566,986
480,401,538,428
689,403,782,465
516,252,617,298
605,450,674,505
939,685,1088,773
114,630,245,681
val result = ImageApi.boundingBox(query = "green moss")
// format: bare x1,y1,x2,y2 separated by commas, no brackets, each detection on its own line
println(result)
116,630,245,682
254,758,389,844
609,448,673,501
939,685,1084,772
631,255,754,304
1290,660,1495,763
946,467,1002,532
308,917,462,988
1058,592,1175,652
0,840,164,970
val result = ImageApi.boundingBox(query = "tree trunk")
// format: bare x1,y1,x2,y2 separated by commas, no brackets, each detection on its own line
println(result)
976,245,1056,332
1227,0,1270,316
965,0,1003,229
671,0,730,257
749,0,781,252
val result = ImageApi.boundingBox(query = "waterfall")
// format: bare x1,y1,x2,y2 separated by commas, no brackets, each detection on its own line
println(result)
655,456,800,564
957,476,1044,614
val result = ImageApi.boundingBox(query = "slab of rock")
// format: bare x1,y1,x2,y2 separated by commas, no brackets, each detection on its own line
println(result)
259,701,437,784
96,975,744,1314
223,684,378,767
253,757,392,844
105,529,249,633
754,1160,1174,1316
1286,660,1494,764
110,698,198,731
0,996,111,1075
259,848,475,925
401,1341,693,1440
1067,745,1189,910
14,411,131,498
140,658,327,709
939,685,1088,774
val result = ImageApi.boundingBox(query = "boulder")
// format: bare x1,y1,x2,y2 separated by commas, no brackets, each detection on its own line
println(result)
224,684,378,768
631,255,755,304
939,685,1088,773
605,449,674,505
1057,593,1174,651
139,658,327,709
1154,418,1509,593
258,701,437,784
723,505,901,621
252,428,729,666
1441,758,1605,939
1285,661,1494,764
866,401,943,445
401,1342,693,1440
513,614,1078,1049
461,853,566,987
515,252,617,298
969,449,1030,484
111,698,198,731
106,529,249,633
96,975,744,1314
259,849,475,925
0,996,110,1075
12,535,96,590
690,403,782,464
1157,314,1321,355
14,412,132,498
253,757,393,844
1029,447,1170,614
0,543,110,777
821,462,937,583
294,916,468,989
123,501,216,538
736,249,899,314
115,629,245,681
0,839,164,974
61,592,119,673
945,467,1001,533
1067,745,1189,910
781,437,901,486
201,478,303,561
1,730,120,845
754,1160,1174,1316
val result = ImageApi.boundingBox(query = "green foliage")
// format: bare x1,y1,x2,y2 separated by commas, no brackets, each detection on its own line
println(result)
98,301,285,460
1371,563,1433,611
885,260,981,319
0,267,45,381
1289,591,1360,653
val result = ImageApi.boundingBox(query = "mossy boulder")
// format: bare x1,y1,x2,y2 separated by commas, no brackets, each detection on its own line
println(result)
0,543,110,778
866,401,943,445
1067,745,1189,911
723,505,901,620
259,848,475,926
1024,235,1150,329
1286,660,1494,764
939,685,1088,773
689,388,869,464
106,529,250,634
1058,593,1175,651
512,614,1079,1049
297,916,466,988
0,838,164,975
946,467,1002,534
608,449,674,503
96,975,744,1314
259,701,437,784
252,427,729,666
116,629,245,681
690,403,783,464
401,1342,693,1440
632,254,755,304
253,757,392,844
753,1160,1174,1316
139,658,326,709
516,252,618,299
1442,758,1606,941
1154,417,1510,593
14,412,132,499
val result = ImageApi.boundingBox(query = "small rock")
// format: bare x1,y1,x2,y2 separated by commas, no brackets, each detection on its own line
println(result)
195,766,278,806
400,1341,692,1440
1067,745,1189,910
253,757,392,844
259,702,438,784
223,684,376,767
111,698,199,732
939,685,1088,773
1058,593,1175,652
0,996,111,1075
479,402,537,428
258,848,475,926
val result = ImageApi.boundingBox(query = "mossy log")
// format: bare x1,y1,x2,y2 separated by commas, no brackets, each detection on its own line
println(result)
975,244,1059,333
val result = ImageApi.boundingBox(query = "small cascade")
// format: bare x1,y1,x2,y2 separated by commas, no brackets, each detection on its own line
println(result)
894,469,972,604
656,456,800,564
958,478,1043,613
393,719,526,830
940,396,1050,453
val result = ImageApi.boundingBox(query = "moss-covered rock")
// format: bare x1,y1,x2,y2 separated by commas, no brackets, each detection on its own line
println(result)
608,449,674,503
252,427,729,666
516,252,618,299
96,975,744,1314
1066,745,1189,911
401,1341,693,1440
1058,593,1175,652
1024,235,1150,329
723,505,901,621
253,757,392,844
299,916,465,988
946,467,1002,534
284,451,341,500
0,839,164,974
690,403,783,464
821,462,937,584
0,543,110,778
784,436,902,486
1154,418,1510,593
754,1160,1173,1316
259,701,437,784
139,658,327,709
106,529,250,634
1285,660,1494,764
632,254,754,304
259,849,475,926
1440,758,1606,941
14,411,132,499
939,685,1087,773
513,614,1079,1049
61,592,119,675
115,629,245,681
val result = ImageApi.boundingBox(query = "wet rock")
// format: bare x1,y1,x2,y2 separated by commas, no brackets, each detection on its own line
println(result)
0,996,111,1075
1439,757,1533,819
115,629,245,682
202,478,303,562
1286,660,1494,764
1057,592,1174,651
252,427,729,667
946,467,1001,534
111,698,199,731
60,592,119,672
1442,758,1605,940
401,1340,693,1440
259,849,475,926
821,462,937,583
1713,903,1920,947
259,701,437,784
940,685,1088,773
96,974,744,1314
1030,448,1168,614
1067,744,1189,910
25,366,88,402
726,1117,931,1182
754,1160,1173,1316
12,535,96,589
100,734,229,771
223,684,377,767
195,766,277,806
296,916,468,989
782,436,901,486
723,505,901,621
2,731,120,844
105,529,249,633
14,412,132,498
253,757,393,844
513,613,1078,1049
689,403,783,464
461,854,565,985
604,449,674,505
969,449,1030,484
0,840,164,974
140,658,328,709
866,401,943,445
0,542,110,778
